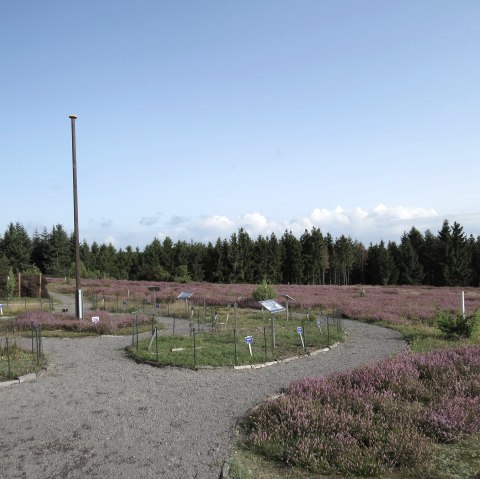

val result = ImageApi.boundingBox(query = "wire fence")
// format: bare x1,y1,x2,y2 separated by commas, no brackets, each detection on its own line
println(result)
0,326,44,380
0,298,54,316
130,308,344,369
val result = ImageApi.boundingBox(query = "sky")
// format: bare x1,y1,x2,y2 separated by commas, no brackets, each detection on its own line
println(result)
1,1,479,249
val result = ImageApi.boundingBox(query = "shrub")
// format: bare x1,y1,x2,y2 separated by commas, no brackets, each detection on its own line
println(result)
252,279,277,301
436,308,480,340
242,346,480,476
469,309,480,342
435,310,470,339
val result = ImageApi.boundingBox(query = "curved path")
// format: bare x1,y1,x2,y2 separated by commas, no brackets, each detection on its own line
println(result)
0,316,407,479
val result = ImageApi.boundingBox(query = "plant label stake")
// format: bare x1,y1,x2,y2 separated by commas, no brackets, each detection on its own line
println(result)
297,326,305,349
245,335,253,356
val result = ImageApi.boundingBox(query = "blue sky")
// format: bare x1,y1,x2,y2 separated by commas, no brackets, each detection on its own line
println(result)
1,1,479,249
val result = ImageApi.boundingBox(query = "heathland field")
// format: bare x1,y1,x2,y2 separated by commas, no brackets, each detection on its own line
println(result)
1,279,480,478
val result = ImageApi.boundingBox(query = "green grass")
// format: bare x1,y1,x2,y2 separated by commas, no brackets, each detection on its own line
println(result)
0,344,46,381
428,432,480,479
373,319,480,354
128,308,343,368
378,321,456,353
229,442,480,479
231,433,480,479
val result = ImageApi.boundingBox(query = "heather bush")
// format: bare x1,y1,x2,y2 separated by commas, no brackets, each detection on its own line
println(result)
48,279,480,327
243,346,480,476
15,310,150,335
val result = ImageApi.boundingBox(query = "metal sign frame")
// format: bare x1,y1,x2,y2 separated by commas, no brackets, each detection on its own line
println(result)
177,291,194,300
258,300,285,313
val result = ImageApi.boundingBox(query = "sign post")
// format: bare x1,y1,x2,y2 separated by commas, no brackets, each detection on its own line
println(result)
258,300,286,350
177,291,194,319
245,335,253,356
281,294,295,321
297,326,305,349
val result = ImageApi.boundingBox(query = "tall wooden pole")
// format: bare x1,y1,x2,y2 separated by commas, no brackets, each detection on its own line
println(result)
69,115,83,319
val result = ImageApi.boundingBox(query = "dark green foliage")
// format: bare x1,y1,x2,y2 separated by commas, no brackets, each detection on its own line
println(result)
252,279,277,301
1,219,479,287
366,241,398,285
435,309,480,340
0,222,32,273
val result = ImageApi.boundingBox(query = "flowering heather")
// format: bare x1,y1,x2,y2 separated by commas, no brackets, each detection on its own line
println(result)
47,278,480,325
243,346,480,476
15,310,150,335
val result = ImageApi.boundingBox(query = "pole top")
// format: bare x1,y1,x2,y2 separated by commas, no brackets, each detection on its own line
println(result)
69,114,77,119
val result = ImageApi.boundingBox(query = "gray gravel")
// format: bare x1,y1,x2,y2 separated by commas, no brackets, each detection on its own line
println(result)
0,315,407,479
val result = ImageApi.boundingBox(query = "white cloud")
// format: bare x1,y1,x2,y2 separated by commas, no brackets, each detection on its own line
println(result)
372,204,437,220
202,215,234,230
310,206,350,224
186,204,440,245
87,204,447,248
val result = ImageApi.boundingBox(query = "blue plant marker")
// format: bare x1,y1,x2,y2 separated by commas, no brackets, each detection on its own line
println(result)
297,326,304,348
245,336,253,356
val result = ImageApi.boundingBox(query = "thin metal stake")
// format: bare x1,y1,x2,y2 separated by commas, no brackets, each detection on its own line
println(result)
136,318,139,352
302,317,306,352
193,328,196,368
263,326,267,362
234,328,237,365
6,337,11,379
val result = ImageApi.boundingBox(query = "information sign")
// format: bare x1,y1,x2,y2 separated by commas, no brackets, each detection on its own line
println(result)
258,300,286,313
177,291,194,300
92,316,100,323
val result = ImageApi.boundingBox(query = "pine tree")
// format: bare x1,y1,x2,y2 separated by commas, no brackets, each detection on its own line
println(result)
397,233,424,285
280,230,303,284
442,222,472,286
1,222,32,272
46,225,72,276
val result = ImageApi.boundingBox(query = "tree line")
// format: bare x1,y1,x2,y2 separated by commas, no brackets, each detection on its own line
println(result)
0,220,479,287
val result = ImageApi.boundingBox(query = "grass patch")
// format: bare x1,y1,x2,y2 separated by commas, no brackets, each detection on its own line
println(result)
0,342,46,381
230,433,480,479
377,321,457,353
429,431,480,479
128,312,343,368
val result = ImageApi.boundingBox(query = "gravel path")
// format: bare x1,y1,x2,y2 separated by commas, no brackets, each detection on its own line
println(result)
0,312,407,479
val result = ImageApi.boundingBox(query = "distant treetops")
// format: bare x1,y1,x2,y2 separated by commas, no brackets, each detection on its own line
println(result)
0,220,478,287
